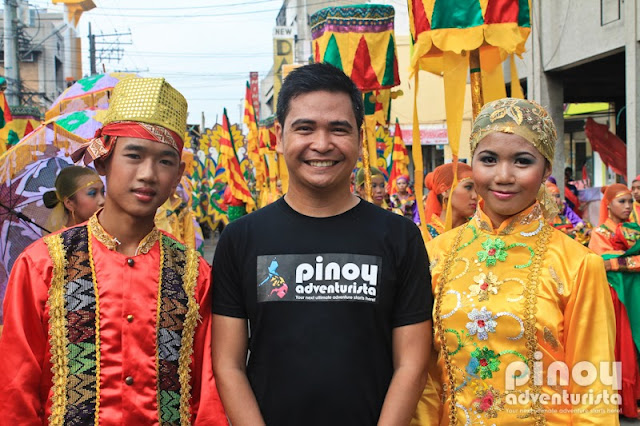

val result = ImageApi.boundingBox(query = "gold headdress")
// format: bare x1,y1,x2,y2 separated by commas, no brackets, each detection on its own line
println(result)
470,98,557,164
470,98,559,218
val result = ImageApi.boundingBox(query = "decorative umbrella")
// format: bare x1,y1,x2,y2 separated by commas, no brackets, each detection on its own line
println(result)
45,72,138,121
408,0,531,229
311,5,403,208
0,122,88,323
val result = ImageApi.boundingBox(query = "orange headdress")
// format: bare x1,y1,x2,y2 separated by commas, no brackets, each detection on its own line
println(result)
424,162,473,222
599,183,631,225
545,181,560,196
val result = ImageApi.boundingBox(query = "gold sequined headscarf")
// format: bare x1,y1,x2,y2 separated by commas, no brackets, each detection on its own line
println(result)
469,98,559,218
470,98,557,163
72,77,188,165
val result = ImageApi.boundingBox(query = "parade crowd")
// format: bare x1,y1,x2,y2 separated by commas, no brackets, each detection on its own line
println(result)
0,63,637,426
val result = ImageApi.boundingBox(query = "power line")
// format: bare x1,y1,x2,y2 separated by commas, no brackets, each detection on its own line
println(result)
95,0,278,11
83,0,347,19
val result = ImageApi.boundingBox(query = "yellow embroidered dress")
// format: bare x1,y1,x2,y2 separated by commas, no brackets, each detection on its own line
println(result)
415,202,618,425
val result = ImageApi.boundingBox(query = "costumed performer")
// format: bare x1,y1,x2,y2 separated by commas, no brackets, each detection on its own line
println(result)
423,162,477,241
42,165,105,231
389,174,420,224
155,190,204,254
413,98,617,425
356,166,398,213
631,175,640,224
588,184,640,418
0,77,227,425
547,176,584,228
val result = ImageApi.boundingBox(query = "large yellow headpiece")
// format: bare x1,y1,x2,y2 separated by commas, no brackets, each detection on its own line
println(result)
104,77,188,140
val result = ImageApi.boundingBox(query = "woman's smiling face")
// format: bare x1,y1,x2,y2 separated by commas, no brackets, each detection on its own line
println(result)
472,132,551,227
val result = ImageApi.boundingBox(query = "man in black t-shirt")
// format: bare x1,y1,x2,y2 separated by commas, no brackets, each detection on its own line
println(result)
211,63,433,426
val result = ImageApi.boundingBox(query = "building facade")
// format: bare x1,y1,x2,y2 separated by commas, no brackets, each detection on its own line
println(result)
512,0,637,186
0,1,82,115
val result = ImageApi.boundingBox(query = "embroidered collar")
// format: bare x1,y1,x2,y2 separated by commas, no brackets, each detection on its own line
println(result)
88,212,161,255
474,201,543,235
429,214,445,233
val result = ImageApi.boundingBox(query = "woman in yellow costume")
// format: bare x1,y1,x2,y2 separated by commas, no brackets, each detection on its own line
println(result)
415,98,617,425
424,162,477,240
588,184,640,418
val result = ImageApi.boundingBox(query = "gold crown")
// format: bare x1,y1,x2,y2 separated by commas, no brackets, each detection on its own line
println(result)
103,77,188,140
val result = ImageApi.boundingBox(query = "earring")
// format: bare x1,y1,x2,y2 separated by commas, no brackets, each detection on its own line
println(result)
71,210,77,224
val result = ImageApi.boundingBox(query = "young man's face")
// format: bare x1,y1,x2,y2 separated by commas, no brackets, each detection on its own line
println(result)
96,137,184,221
276,90,361,196
632,180,640,203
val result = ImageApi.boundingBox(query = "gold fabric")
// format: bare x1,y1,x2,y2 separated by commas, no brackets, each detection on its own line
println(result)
469,98,557,164
103,77,187,140
155,193,198,250
88,211,160,255
413,202,617,425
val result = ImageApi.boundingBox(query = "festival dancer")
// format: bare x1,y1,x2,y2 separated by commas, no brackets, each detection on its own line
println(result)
545,180,588,241
389,174,420,224
212,63,432,426
355,166,395,211
414,98,617,425
0,77,227,425
42,165,105,230
630,175,640,224
423,162,477,240
588,184,640,418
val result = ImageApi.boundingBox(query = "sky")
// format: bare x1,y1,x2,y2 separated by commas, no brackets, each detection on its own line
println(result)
30,0,409,128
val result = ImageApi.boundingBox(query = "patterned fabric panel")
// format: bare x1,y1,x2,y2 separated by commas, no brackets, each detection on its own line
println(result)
61,226,99,425
157,236,189,425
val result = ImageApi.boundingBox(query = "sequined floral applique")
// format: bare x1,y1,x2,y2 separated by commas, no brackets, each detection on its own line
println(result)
469,272,501,301
477,237,508,267
473,386,505,418
466,307,497,340
469,346,501,379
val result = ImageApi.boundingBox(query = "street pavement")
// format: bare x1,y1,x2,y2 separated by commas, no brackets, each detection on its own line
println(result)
202,230,219,265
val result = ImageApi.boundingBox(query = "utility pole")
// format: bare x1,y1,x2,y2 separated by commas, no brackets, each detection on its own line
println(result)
88,22,96,75
87,25,132,75
4,0,20,105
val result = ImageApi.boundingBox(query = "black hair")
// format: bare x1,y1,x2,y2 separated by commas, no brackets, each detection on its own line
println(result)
276,62,364,130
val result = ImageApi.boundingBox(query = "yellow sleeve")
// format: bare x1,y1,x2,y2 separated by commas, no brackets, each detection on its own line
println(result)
411,349,442,426
180,209,196,250
563,252,618,425
412,233,459,425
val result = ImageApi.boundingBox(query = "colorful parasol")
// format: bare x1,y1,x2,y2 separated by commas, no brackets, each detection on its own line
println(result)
311,4,399,91
311,4,402,206
45,72,138,121
0,119,90,324
408,0,531,230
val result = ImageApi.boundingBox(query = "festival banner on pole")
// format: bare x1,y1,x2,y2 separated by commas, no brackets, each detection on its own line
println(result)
249,72,260,120
244,81,266,191
219,108,255,211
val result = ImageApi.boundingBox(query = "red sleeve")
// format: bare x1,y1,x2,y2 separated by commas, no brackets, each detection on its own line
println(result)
191,257,228,425
0,244,51,423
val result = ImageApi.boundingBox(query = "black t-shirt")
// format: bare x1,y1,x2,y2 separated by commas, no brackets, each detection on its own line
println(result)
212,197,432,426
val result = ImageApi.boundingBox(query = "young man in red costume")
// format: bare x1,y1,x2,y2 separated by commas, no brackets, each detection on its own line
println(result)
0,78,227,425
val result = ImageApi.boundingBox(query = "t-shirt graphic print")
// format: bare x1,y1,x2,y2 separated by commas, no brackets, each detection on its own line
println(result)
256,254,382,303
